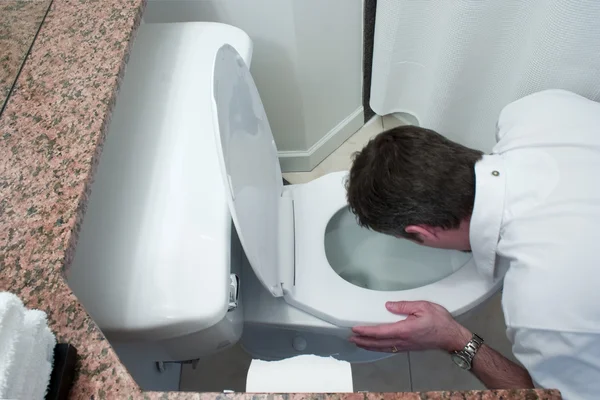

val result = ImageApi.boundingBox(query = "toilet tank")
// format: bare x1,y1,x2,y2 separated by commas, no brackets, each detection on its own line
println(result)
67,22,253,360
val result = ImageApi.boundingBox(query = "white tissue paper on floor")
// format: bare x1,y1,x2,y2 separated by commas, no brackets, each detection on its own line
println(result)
0,292,56,400
246,355,353,393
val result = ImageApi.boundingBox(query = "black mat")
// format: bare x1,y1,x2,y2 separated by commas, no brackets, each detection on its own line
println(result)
46,343,77,400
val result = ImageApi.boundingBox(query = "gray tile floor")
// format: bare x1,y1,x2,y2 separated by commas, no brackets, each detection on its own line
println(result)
179,292,515,392
179,343,251,392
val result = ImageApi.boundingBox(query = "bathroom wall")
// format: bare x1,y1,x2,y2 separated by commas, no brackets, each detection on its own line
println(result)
144,0,364,172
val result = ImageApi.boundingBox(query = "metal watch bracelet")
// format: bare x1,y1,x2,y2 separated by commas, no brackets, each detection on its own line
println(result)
451,333,484,370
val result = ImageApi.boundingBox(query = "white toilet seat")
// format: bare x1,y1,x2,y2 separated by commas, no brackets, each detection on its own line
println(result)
286,171,503,327
212,44,503,331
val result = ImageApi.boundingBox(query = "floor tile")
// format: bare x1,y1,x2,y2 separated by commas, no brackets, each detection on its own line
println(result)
409,292,517,391
409,350,485,391
382,113,417,130
283,116,384,184
110,342,181,391
179,343,252,392
459,292,519,365
352,353,412,392
281,170,320,185
342,115,384,151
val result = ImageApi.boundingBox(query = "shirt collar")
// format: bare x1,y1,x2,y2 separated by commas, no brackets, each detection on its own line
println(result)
470,154,506,280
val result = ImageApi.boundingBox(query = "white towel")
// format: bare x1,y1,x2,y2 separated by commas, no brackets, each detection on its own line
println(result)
0,293,25,396
0,292,56,400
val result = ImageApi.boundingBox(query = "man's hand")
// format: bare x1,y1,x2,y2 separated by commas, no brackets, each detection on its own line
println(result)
351,301,535,390
349,301,472,353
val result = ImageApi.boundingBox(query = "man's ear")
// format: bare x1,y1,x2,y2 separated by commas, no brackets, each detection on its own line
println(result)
405,225,438,241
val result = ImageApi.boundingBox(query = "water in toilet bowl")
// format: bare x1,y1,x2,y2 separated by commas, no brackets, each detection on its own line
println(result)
325,208,472,291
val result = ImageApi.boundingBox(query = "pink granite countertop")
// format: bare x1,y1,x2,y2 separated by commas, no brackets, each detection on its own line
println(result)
0,0,51,109
0,0,563,399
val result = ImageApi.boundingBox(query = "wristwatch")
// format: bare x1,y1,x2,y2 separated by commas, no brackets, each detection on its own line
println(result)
451,333,484,370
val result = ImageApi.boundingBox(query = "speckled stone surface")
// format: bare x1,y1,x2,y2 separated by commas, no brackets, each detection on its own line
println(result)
139,391,562,399
0,0,51,110
0,0,563,399
0,0,145,397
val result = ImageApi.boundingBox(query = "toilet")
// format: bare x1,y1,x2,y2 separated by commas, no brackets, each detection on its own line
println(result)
67,21,503,366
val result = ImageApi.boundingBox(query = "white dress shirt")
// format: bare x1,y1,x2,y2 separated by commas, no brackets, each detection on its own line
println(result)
469,89,600,399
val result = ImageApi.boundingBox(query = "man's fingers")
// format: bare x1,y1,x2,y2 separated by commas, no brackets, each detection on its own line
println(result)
349,336,400,349
355,345,397,353
385,301,426,315
352,301,428,338
352,322,401,339
352,316,419,339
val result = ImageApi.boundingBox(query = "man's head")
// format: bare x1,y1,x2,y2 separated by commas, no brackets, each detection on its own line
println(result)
346,125,483,251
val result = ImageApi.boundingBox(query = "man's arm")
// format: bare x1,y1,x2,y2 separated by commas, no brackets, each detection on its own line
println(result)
448,326,534,389
350,301,534,389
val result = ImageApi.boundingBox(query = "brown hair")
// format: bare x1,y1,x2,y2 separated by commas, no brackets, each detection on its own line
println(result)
346,125,483,241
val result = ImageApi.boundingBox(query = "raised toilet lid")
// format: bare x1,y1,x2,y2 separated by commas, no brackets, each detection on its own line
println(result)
212,45,285,297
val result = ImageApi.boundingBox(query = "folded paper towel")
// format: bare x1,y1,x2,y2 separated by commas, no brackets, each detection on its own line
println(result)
0,292,56,400
246,355,353,393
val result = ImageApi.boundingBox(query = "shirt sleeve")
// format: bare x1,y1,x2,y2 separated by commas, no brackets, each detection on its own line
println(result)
508,327,600,399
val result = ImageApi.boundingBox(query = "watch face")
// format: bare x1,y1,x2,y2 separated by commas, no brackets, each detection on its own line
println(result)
451,353,471,370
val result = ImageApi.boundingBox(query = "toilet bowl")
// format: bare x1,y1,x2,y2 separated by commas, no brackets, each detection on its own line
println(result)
67,21,503,366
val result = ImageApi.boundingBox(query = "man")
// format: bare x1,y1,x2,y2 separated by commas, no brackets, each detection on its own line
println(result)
346,89,600,399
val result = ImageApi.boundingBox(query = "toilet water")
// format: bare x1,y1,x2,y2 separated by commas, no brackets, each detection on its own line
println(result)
325,208,472,291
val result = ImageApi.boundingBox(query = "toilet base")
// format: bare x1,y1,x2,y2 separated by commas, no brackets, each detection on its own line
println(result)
241,323,395,364
238,215,503,363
